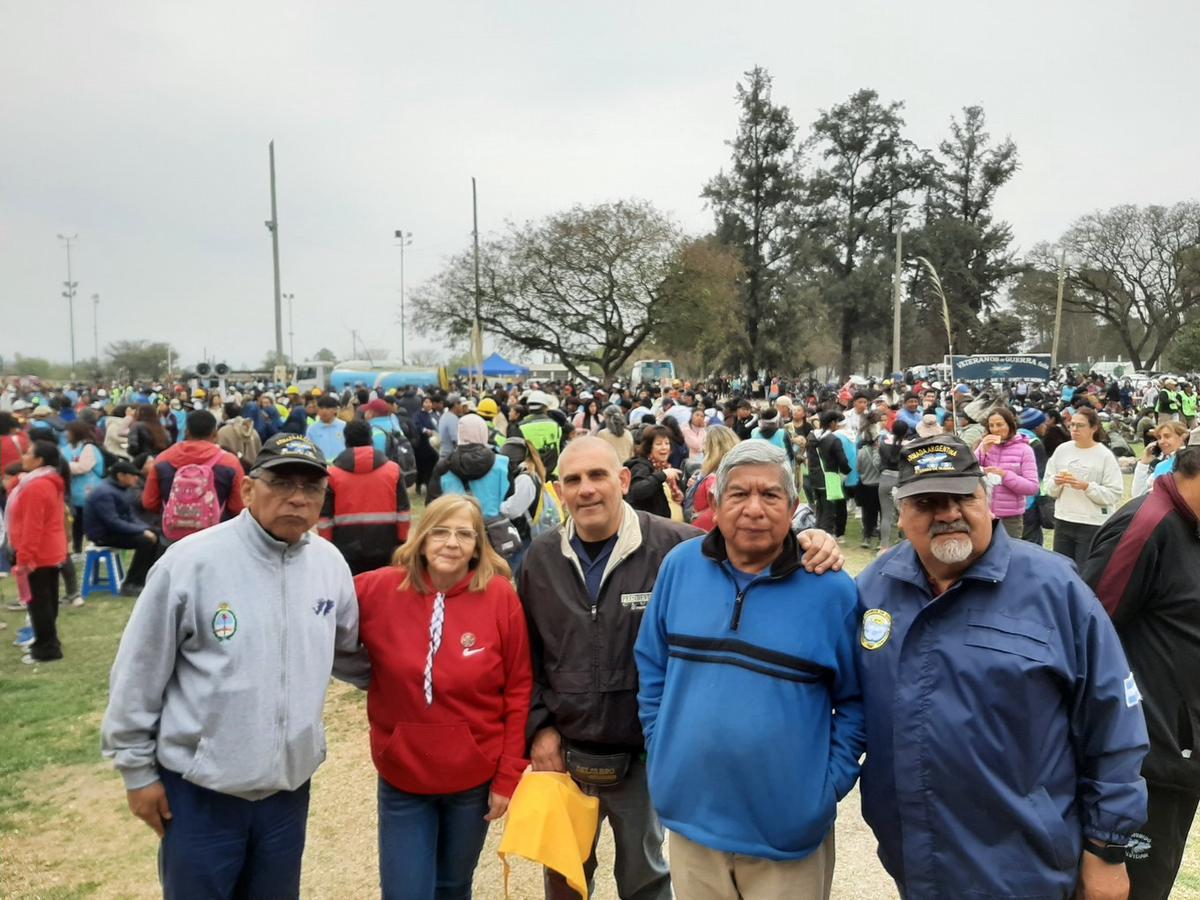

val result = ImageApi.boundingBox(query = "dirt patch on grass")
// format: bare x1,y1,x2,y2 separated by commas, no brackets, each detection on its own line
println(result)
1,683,896,899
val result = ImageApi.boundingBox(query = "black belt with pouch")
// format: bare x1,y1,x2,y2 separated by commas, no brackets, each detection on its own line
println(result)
565,745,632,787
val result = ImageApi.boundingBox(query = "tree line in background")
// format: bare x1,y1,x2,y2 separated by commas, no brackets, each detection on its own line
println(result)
415,66,1200,381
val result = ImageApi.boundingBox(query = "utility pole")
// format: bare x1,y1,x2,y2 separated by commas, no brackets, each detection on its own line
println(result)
265,141,284,367
471,178,483,391
394,230,413,365
891,226,903,376
58,233,79,378
91,293,100,369
283,292,295,363
1051,247,1068,371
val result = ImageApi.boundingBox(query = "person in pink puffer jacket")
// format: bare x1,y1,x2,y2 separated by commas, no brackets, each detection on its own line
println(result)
975,406,1040,539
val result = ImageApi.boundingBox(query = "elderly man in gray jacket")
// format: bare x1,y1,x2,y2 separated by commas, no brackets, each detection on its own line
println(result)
101,433,369,900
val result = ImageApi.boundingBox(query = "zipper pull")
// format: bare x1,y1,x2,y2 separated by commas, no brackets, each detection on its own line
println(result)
591,604,598,622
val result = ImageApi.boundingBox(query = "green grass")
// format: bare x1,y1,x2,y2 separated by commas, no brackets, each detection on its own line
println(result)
0,566,135,830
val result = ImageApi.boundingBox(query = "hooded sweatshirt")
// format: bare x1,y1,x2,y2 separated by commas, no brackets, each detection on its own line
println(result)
429,443,509,517
100,510,370,800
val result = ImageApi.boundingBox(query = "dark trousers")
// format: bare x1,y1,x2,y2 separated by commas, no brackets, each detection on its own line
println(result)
377,778,491,900
27,566,64,660
1021,505,1043,546
544,761,670,900
99,531,162,586
347,551,397,576
858,483,881,540
1052,519,1099,569
60,559,78,597
1126,782,1200,900
815,494,848,537
159,768,311,900
71,505,85,554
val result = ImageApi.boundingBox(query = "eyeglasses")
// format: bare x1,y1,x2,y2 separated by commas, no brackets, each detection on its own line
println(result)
427,527,478,545
254,475,326,497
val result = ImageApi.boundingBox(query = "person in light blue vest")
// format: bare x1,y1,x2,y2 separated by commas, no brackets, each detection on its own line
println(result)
64,420,105,556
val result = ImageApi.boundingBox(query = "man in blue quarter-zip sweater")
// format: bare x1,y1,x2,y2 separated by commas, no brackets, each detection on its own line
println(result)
636,440,864,900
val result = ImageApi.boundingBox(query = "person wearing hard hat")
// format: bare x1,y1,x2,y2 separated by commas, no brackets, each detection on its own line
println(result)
519,390,564,473
476,397,506,447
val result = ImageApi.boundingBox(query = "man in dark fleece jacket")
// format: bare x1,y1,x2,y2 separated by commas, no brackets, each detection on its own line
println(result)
317,420,410,574
1082,441,1200,900
84,462,162,593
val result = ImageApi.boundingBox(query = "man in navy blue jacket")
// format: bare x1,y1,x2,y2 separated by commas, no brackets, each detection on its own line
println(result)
83,461,161,594
856,433,1148,900
636,440,863,899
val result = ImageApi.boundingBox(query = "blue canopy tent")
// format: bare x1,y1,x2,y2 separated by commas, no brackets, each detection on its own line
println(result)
457,352,529,378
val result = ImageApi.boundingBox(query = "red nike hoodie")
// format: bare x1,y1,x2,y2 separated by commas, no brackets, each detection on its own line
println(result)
354,566,532,797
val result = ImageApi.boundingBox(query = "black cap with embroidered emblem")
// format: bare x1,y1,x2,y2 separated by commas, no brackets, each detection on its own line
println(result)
251,433,328,475
894,433,983,501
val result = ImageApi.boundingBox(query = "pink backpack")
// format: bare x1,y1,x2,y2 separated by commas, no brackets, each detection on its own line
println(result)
162,450,223,541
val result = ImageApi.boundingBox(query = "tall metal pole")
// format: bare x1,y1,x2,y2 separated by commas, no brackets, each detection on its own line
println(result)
471,178,482,392
1050,248,1067,371
266,141,284,366
58,233,79,378
394,230,413,365
283,293,295,363
891,226,903,376
91,293,100,367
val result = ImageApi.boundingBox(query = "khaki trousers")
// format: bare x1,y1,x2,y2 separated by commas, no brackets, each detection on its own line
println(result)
668,829,835,900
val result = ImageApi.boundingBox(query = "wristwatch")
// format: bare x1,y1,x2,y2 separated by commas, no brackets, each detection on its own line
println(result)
1082,841,1127,864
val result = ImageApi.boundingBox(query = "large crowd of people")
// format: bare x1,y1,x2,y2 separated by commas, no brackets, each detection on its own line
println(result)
2,364,1198,900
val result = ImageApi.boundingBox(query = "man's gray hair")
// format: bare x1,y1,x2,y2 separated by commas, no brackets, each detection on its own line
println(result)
713,440,798,505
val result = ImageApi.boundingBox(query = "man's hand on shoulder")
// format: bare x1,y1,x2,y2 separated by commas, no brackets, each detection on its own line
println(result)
797,528,844,574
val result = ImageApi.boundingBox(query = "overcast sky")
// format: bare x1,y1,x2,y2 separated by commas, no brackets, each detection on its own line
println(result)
3,0,1197,372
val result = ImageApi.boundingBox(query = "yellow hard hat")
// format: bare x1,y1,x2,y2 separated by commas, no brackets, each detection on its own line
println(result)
193,388,207,398
311,387,323,396
286,385,301,395
477,398,499,419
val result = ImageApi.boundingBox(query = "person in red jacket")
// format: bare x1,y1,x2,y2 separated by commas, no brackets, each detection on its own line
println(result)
353,493,532,900
142,410,244,526
7,440,69,663
318,419,410,574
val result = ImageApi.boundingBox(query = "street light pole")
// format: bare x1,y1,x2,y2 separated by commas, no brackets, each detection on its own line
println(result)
91,293,100,369
265,141,284,368
58,233,79,378
394,230,413,365
283,292,295,363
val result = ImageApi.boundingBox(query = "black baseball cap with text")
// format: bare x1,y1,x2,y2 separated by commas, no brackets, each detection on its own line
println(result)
895,434,983,500
251,434,328,476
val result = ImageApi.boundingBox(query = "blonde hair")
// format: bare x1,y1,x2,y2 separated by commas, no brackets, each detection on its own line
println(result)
1155,421,1190,441
393,494,510,593
701,425,740,477
521,442,547,482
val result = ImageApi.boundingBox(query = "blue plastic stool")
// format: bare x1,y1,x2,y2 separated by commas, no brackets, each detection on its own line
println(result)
82,547,126,597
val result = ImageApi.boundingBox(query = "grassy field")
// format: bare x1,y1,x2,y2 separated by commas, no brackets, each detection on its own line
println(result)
1,494,1198,898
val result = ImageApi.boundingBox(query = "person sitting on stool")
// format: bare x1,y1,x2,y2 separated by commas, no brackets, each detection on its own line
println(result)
83,461,161,596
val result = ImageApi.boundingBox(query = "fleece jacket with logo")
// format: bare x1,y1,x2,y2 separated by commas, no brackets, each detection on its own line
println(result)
101,510,369,801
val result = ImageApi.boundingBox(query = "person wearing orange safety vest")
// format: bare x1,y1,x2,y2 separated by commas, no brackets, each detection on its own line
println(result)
318,419,411,574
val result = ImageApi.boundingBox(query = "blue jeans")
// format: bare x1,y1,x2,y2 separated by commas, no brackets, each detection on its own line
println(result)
377,777,491,900
158,768,311,900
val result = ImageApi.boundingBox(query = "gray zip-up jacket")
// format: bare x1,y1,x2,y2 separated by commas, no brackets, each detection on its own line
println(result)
101,510,370,800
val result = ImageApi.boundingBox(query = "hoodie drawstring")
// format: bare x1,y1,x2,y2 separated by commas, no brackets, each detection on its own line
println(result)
423,591,445,706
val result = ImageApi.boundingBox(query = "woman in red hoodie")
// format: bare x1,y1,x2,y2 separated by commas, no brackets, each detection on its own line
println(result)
354,493,531,900
7,440,69,663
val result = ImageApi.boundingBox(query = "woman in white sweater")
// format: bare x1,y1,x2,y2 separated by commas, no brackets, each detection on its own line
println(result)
1042,406,1124,567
